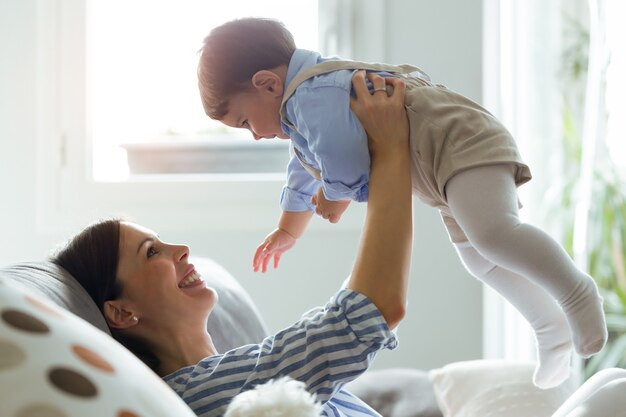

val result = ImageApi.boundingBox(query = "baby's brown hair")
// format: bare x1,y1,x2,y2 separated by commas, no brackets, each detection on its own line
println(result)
198,18,296,120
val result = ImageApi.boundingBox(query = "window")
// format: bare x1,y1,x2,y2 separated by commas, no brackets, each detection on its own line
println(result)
37,0,370,232
481,0,565,364
605,1,626,175
483,0,626,373
88,0,318,181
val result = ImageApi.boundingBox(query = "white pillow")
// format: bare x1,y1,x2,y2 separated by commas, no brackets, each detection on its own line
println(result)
429,359,576,417
0,279,197,417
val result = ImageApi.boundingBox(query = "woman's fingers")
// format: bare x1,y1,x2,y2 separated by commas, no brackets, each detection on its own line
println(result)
350,70,370,100
349,71,408,156
351,70,405,101
386,76,406,102
367,73,386,94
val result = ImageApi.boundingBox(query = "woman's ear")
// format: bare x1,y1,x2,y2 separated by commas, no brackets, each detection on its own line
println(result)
103,300,138,329
251,70,284,96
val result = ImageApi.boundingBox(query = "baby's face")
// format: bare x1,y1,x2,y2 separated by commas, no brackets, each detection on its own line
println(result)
220,89,290,141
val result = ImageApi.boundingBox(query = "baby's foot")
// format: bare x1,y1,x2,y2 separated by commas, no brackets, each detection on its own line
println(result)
533,317,573,389
533,340,572,389
560,278,607,357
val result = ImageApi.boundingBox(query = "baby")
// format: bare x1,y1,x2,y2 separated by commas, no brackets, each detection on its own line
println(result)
196,17,607,389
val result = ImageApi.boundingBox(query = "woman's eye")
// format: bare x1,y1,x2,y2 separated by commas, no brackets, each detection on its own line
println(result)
147,246,158,258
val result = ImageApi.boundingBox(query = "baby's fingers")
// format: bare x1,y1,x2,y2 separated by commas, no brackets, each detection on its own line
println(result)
253,240,273,272
260,252,272,273
253,244,265,271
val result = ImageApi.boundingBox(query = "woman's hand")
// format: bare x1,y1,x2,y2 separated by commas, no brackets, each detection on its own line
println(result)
349,71,408,158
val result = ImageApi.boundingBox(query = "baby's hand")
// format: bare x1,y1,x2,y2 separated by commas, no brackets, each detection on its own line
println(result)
311,187,351,224
253,228,297,273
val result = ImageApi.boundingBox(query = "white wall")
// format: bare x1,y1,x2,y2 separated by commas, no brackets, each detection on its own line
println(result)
0,0,483,371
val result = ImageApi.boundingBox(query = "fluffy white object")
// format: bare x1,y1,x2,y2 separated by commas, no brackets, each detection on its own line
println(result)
225,376,323,417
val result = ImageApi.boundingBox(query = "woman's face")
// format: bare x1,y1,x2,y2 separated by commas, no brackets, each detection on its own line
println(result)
115,222,217,326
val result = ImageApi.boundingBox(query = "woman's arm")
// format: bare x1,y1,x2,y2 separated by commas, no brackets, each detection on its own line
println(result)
166,72,412,415
347,71,412,329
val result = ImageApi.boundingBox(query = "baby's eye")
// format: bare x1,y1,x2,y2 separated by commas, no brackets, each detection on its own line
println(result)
147,246,158,259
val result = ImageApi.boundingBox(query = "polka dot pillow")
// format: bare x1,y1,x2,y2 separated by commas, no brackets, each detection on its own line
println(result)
0,279,196,417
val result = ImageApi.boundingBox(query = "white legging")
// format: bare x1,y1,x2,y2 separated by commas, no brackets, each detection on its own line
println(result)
444,164,606,387
445,164,590,309
552,368,626,417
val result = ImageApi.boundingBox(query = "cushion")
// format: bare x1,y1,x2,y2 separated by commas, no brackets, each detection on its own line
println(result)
345,368,443,417
429,359,576,417
0,278,197,417
0,257,268,353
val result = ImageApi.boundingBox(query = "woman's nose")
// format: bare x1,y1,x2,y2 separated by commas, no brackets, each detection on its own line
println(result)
173,244,189,262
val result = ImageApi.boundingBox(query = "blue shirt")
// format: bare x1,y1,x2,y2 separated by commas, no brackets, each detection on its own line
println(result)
164,288,397,417
279,49,372,212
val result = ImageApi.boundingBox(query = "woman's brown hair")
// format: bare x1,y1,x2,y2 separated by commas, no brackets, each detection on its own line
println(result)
51,219,160,373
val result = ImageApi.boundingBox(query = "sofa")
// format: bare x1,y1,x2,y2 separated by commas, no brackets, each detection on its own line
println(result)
0,257,575,417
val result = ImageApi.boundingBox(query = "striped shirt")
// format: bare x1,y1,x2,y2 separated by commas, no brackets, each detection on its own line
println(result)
164,289,398,417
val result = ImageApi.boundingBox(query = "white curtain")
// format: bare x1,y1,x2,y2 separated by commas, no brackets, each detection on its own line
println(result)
482,0,568,363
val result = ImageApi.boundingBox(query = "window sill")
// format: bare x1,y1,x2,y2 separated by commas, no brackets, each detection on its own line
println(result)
120,138,290,175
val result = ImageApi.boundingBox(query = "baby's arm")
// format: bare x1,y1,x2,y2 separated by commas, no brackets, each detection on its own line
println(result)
286,82,371,205
253,210,313,273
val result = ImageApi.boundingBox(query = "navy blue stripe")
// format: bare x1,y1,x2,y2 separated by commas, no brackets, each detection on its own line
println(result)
333,397,377,414
355,323,390,338
325,402,342,417
193,395,233,415
271,309,336,342
309,348,380,389
237,342,374,398
186,379,245,402
348,308,384,324
289,342,366,381
343,296,371,315
165,289,391,417
181,324,386,401
255,336,361,375
311,368,368,393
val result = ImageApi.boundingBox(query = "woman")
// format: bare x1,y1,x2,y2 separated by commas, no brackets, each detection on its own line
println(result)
52,72,412,417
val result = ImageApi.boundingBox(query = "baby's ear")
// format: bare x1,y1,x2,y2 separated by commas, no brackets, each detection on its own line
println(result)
251,70,283,96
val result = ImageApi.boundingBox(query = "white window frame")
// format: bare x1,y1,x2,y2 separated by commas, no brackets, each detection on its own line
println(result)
35,0,368,234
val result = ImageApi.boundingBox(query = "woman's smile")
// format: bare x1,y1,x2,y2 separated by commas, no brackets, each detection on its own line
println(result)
178,270,204,289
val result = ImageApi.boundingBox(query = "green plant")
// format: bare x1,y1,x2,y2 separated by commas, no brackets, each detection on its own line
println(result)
554,8,626,379
581,166,626,377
